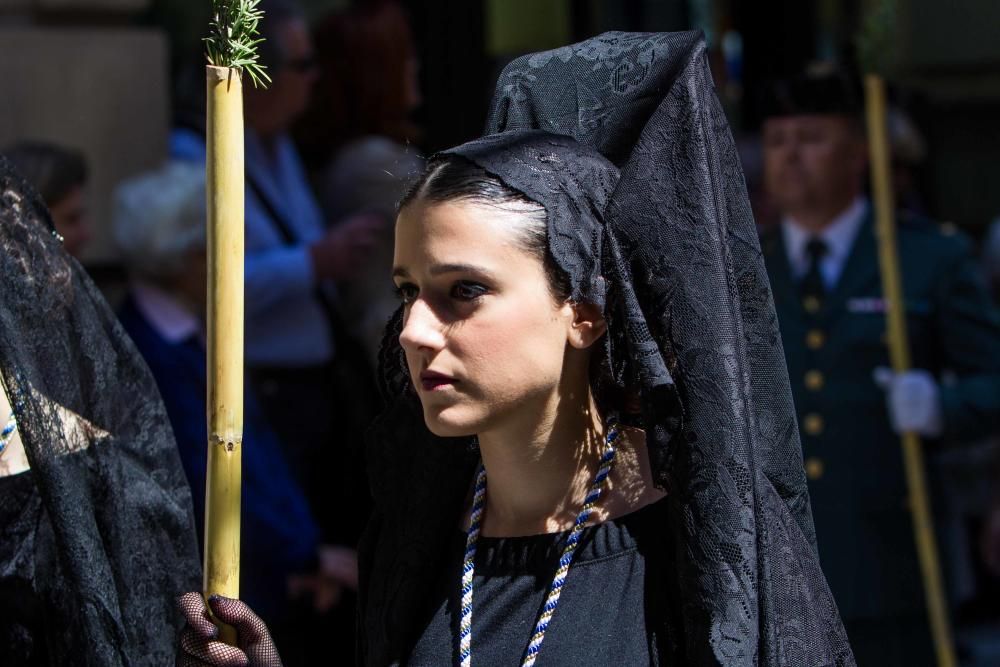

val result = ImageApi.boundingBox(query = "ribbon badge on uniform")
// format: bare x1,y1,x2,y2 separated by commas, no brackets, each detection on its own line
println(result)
847,297,931,315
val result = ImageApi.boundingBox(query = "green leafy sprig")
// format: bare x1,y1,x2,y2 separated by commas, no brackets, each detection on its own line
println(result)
856,0,898,77
205,0,271,88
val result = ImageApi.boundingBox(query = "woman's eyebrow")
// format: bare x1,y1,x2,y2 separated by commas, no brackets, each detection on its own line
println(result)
429,262,493,277
393,263,496,279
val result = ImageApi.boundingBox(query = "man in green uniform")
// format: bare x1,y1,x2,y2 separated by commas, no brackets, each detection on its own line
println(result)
759,67,1000,665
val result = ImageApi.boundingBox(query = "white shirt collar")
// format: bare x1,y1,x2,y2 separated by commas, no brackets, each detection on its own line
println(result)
781,197,868,283
130,282,202,344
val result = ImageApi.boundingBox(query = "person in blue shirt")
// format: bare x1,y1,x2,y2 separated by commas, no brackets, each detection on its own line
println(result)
112,161,358,661
171,0,381,546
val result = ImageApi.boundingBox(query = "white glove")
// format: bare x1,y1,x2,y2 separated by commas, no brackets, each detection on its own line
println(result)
872,367,944,438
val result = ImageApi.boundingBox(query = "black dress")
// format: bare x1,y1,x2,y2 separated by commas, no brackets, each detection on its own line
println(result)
407,498,672,666
0,470,49,666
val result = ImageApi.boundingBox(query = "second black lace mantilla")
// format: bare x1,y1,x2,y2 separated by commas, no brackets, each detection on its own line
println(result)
361,31,855,667
0,155,201,665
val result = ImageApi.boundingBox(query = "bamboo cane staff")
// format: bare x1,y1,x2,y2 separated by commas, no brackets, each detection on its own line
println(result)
203,0,270,644
859,3,956,665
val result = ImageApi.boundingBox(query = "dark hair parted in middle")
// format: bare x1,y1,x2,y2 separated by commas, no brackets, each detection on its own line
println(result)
400,153,572,304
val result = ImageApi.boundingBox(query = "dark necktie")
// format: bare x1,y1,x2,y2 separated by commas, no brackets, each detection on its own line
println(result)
800,237,829,313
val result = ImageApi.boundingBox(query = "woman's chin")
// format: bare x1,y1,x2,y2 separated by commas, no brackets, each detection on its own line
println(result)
421,405,480,438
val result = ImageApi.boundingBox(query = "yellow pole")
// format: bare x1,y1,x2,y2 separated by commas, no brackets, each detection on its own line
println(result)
204,64,244,645
864,73,957,667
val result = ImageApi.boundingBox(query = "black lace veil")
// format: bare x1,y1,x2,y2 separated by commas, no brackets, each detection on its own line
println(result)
0,155,201,665
361,32,854,666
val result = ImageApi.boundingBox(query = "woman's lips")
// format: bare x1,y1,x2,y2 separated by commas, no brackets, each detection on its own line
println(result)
420,371,456,391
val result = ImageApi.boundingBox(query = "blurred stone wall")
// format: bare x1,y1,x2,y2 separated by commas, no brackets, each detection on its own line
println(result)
0,2,168,264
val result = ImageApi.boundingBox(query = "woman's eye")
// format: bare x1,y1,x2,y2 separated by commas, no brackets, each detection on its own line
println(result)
451,281,488,301
394,283,418,304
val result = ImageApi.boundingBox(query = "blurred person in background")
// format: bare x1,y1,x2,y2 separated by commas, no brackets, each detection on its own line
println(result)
171,0,378,554
112,161,359,662
2,141,92,258
981,217,1000,582
297,0,424,361
759,65,1000,665
984,217,1000,302
930,212,1000,648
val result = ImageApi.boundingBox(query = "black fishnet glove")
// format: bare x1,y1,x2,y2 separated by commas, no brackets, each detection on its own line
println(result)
176,592,283,667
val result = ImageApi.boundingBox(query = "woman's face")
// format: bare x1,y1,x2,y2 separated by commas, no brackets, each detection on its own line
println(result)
393,199,580,438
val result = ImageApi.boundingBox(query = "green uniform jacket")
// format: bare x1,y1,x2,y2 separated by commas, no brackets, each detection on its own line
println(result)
761,210,1000,621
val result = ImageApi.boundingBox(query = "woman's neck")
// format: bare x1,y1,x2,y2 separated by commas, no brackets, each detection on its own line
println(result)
476,390,603,537
474,391,665,537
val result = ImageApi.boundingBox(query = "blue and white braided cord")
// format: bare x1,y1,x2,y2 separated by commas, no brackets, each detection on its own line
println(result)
459,464,487,667
458,422,620,667
0,414,16,455
522,426,618,666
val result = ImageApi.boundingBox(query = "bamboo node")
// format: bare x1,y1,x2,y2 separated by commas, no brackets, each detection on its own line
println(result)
209,435,242,452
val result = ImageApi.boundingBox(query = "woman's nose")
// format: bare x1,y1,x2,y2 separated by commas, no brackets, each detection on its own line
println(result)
398,299,445,353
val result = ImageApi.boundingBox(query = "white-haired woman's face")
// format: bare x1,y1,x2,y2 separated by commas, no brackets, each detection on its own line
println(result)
393,199,591,438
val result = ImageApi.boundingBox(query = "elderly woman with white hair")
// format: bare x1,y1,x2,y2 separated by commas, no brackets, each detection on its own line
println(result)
113,161,360,661
114,162,210,329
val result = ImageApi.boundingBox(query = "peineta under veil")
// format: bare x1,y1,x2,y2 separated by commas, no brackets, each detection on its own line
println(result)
0,155,201,665
361,31,854,667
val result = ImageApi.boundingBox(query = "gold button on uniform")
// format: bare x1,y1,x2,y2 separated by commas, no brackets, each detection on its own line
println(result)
803,413,824,436
806,329,825,350
803,296,821,313
805,457,824,480
804,370,824,391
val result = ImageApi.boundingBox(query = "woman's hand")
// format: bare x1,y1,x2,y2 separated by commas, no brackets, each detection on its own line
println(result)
176,593,283,667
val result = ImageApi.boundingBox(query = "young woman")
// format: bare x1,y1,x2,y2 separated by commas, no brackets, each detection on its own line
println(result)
178,31,855,667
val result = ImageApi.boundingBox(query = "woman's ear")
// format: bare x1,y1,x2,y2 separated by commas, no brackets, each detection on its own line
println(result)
566,302,607,349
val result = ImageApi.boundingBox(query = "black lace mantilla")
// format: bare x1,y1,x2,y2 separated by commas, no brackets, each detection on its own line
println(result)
0,155,201,666
361,31,854,667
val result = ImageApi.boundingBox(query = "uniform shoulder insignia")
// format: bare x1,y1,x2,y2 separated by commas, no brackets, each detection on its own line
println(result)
907,217,972,257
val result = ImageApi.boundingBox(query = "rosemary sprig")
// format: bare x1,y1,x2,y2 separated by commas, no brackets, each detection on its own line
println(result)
205,0,271,88
856,0,897,77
